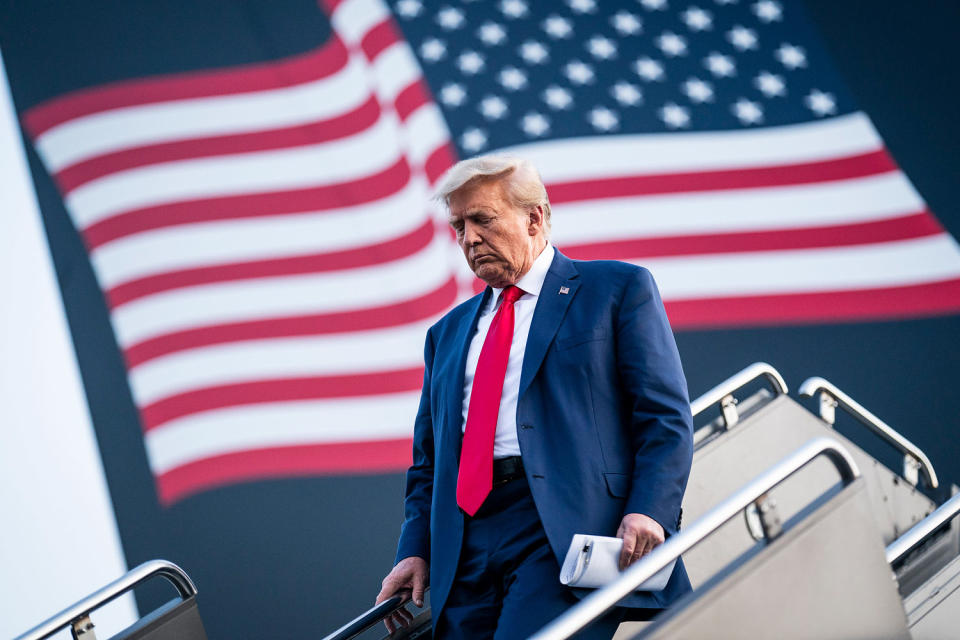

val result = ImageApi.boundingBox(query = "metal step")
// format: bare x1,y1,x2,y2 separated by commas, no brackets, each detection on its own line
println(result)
683,365,937,588
903,553,960,639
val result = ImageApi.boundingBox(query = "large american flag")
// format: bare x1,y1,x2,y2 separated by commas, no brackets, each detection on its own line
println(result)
18,0,960,505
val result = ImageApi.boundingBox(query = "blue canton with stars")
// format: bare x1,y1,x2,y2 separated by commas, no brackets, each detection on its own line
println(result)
391,0,855,156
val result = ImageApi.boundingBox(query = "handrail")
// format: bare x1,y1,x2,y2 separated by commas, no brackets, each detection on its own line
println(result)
886,492,960,565
321,592,424,640
14,559,197,640
529,437,860,640
690,362,787,428
798,377,938,489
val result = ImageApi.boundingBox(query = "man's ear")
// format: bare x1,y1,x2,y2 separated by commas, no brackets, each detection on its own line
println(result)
528,205,545,235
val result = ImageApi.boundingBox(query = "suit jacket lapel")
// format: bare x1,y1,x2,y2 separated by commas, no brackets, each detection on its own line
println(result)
519,251,580,399
445,288,491,460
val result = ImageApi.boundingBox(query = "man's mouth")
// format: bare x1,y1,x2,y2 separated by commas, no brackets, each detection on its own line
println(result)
473,254,496,264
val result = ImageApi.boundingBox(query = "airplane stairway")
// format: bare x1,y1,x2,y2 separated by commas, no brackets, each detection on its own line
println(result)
681,363,952,591
531,364,960,640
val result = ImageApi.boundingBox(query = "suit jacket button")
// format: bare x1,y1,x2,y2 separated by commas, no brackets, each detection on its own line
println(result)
520,424,534,430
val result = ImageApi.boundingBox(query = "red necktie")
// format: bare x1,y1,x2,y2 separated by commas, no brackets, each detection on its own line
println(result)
457,285,524,516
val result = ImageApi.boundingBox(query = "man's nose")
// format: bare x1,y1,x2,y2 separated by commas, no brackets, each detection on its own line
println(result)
462,221,481,246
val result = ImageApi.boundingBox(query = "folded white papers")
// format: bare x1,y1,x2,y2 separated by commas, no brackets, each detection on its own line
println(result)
560,534,676,592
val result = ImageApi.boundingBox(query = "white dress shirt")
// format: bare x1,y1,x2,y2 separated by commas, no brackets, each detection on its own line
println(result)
461,244,555,458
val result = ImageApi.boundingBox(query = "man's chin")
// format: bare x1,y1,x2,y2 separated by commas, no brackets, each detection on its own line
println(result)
473,266,510,288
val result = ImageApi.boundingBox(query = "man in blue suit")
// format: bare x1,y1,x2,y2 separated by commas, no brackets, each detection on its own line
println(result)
376,155,693,639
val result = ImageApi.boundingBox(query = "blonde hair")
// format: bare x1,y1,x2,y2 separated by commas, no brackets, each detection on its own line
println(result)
435,154,552,234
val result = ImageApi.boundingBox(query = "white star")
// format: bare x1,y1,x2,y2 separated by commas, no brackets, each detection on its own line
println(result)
682,77,714,103
461,127,487,152
805,89,837,116
543,15,573,39
439,83,467,106
457,50,485,74
587,35,617,60
732,98,763,124
500,0,529,19
589,107,619,132
611,11,642,35
543,85,574,110
478,22,507,45
754,71,785,97
640,0,668,10
567,0,597,13
656,32,688,57
479,95,509,120
704,52,736,77
727,25,758,51
420,38,446,62
634,56,665,81
659,102,691,129
395,0,422,18
776,43,807,69
436,6,465,30
611,81,643,106
519,41,550,64
499,66,528,91
564,60,595,85
753,0,783,22
682,7,713,31
522,112,551,137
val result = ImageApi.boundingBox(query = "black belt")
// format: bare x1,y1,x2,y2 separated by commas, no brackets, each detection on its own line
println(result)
492,456,524,487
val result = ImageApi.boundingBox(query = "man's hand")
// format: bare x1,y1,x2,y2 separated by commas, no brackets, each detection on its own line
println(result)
616,513,665,571
375,556,428,634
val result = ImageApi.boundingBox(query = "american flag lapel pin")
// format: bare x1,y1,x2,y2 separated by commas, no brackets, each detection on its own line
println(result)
559,286,570,295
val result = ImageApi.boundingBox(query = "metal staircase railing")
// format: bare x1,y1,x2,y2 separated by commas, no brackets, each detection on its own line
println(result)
689,362,788,445
799,376,938,489
14,560,198,640
528,436,860,640
887,491,960,564
321,590,431,640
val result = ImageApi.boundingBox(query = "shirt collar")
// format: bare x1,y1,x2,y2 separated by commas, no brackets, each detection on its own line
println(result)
492,243,555,302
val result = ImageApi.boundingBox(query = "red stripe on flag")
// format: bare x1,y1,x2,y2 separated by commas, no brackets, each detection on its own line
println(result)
156,438,413,505
320,0,348,13
56,96,382,193
665,277,960,329
547,150,898,204
24,38,349,137
141,367,424,431
123,276,458,367
425,142,458,184
107,218,437,308
360,19,402,60
563,212,943,261
83,157,411,249
395,80,431,122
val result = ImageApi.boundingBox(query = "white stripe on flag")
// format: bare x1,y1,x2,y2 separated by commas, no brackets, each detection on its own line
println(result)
371,43,422,105
91,181,428,289
36,56,369,172
145,392,420,475
330,0,391,46
551,172,924,242
66,116,403,227
111,233,453,347
129,318,438,406
645,234,960,299
501,112,883,179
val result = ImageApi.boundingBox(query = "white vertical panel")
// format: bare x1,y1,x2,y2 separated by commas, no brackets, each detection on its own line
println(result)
0,49,138,638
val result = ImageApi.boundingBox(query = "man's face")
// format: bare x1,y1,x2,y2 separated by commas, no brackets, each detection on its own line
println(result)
448,180,544,288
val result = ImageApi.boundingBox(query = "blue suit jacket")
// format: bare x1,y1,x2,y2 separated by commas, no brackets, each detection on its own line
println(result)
396,250,694,618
